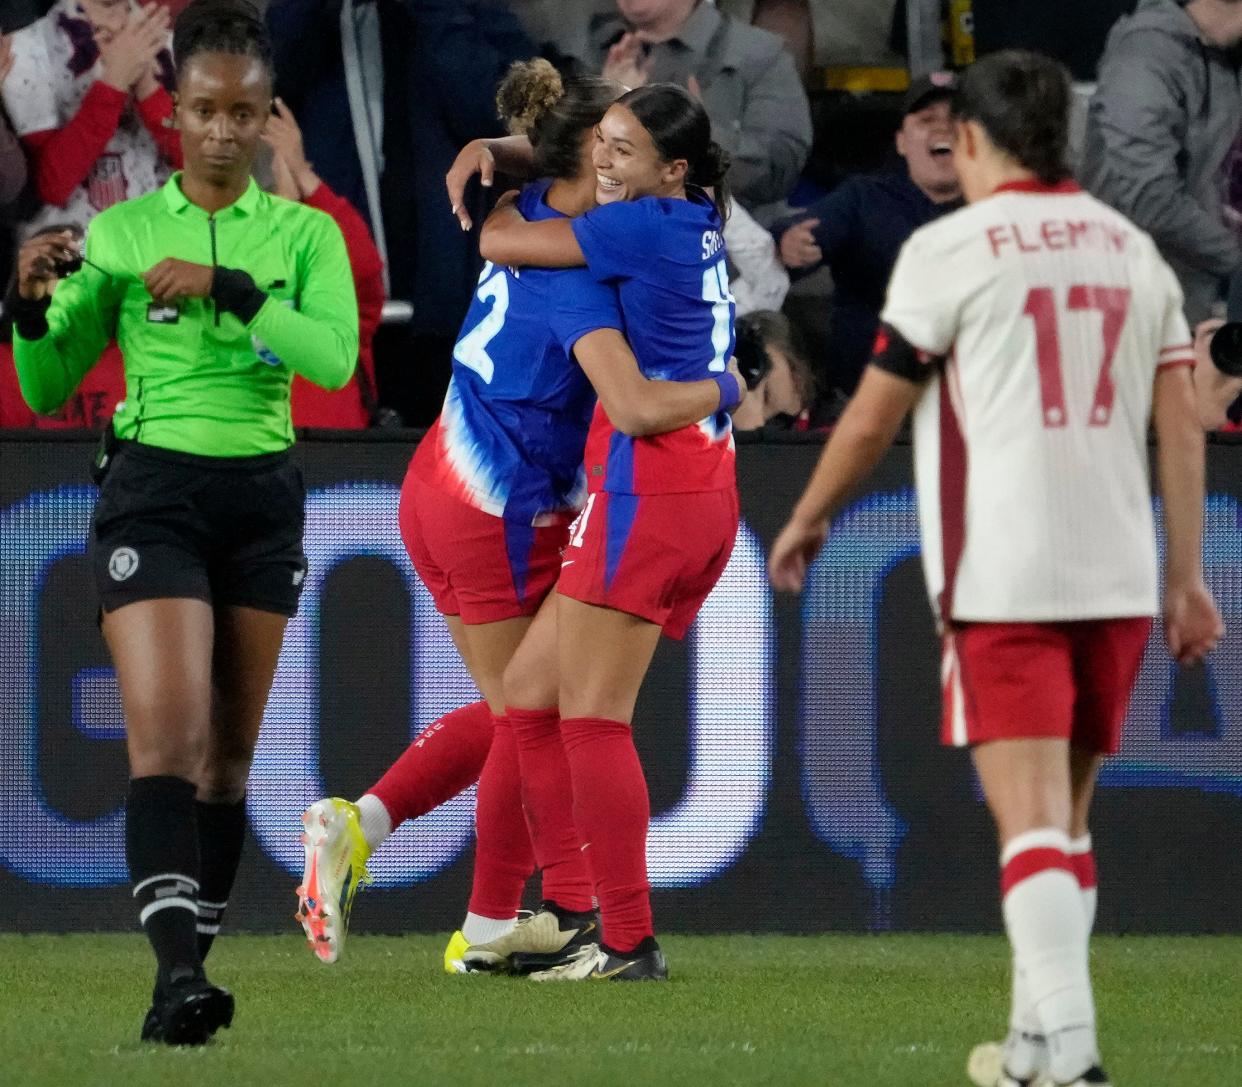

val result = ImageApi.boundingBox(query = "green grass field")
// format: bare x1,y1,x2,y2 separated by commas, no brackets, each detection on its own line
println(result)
1,934,1238,1086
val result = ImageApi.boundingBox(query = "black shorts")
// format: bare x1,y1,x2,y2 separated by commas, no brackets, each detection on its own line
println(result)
90,441,308,617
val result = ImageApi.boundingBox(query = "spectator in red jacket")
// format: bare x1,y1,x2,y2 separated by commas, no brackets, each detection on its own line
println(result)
1,0,180,237
264,97,386,429
0,1,180,431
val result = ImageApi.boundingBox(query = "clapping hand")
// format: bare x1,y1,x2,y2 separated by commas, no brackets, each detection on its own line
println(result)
603,32,651,89
98,3,169,94
262,98,318,201
779,219,823,270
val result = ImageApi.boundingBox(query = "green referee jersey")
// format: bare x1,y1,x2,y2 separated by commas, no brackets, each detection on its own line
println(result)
14,174,359,456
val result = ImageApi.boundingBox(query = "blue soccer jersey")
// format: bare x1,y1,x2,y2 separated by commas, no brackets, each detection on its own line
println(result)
570,188,737,495
415,179,625,525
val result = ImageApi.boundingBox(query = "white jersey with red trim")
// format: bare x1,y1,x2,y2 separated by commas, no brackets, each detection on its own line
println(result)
881,180,1193,624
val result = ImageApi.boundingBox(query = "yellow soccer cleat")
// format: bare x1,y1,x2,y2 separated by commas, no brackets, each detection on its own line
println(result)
444,929,472,974
295,798,373,964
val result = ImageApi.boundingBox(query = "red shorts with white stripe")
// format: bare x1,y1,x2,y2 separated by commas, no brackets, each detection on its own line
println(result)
398,464,567,625
555,488,739,639
941,617,1153,753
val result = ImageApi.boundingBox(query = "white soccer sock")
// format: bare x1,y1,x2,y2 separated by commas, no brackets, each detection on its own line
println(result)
1001,828,1099,1084
1069,834,1097,933
461,912,517,944
1005,966,1047,1080
356,793,393,851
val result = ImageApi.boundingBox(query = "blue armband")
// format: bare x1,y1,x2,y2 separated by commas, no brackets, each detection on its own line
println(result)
713,372,742,413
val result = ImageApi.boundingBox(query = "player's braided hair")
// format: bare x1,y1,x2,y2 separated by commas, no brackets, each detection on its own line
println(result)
173,0,273,84
618,84,731,222
496,59,623,181
952,50,1071,184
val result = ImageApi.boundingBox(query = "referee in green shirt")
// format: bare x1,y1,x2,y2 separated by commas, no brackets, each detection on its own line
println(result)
10,0,357,1046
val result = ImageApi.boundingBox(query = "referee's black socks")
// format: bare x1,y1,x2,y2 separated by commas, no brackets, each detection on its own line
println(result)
195,797,248,960
127,776,203,990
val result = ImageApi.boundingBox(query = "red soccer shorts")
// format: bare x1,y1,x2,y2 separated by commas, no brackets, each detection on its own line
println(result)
556,487,739,639
398,465,567,624
941,617,1153,754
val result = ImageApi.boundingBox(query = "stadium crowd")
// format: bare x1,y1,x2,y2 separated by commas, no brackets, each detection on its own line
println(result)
6,0,1242,432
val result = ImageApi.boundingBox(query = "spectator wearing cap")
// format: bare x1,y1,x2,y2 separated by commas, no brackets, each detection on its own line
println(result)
1081,0,1242,326
585,0,813,209
774,73,962,407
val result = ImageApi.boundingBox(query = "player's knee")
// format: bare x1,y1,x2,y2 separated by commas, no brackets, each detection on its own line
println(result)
503,655,555,710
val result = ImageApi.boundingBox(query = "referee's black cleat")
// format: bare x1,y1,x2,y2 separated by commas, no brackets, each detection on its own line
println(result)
141,969,235,1046
530,936,669,982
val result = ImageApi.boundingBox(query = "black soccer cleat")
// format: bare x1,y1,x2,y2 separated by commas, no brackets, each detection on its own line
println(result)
141,971,235,1046
530,937,669,982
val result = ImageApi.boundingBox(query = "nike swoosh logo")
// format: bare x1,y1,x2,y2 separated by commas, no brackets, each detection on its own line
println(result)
593,959,638,980
561,560,575,567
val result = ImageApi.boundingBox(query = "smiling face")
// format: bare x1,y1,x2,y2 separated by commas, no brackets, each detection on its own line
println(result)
591,103,686,205
77,0,132,38
175,53,272,189
896,98,960,202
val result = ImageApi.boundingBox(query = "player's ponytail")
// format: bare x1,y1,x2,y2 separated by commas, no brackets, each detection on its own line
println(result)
690,140,732,222
497,59,623,181
952,50,1071,184
619,83,732,222
173,0,273,85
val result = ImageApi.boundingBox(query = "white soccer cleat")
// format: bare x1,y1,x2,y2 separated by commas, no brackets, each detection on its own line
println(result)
529,943,606,981
294,798,373,964
967,1041,1054,1087
462,908,599,974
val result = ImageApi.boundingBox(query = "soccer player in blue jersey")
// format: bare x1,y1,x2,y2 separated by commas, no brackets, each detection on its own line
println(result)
295,62,743,971
477,85,739,981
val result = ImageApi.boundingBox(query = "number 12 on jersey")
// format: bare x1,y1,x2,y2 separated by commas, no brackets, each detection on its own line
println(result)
1023,284,1131,429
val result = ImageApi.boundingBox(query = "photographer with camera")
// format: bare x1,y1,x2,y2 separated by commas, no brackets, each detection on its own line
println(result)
1193,269,1242,429
730,309,814,431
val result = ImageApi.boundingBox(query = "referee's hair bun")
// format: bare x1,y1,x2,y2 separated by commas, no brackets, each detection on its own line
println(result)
496,59,565,138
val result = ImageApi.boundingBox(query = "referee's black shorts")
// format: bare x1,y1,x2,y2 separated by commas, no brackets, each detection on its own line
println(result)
90,441,308,617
